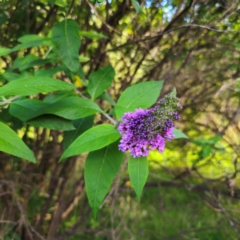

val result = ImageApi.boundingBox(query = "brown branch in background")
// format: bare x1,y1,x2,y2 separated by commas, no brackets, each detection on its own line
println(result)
35,5,58,34
85,0,121,35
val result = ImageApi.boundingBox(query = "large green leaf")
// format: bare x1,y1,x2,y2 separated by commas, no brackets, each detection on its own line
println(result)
85,141,124,217
42,96,102,120
27,115,75,131
9,99,49,122
43,91,76,103
115,81,163,120
173,128,188,139
0,72,32,82
63,116,94,150
0,122,36,163
60,124,120,161
128,156,148,201
87,65,115,100
10,96,100,122
52,19,81,73
0,76,75,97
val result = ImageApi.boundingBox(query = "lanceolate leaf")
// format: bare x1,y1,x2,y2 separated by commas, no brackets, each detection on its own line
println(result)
85,141,124,217
10,97,100,122
27,115,75,131
115,81,163,120
13,35,51,51
79,31,108,39
9,99,49,122
43,91,75,103
0,122,36,163
52,19,81,73
42,96,102,120
1,72,31,82
0,76,75,97
128,156,148,201
173,128,188,139
131,0,144,13
87,65,115,99
63,116,94,150
60,124,120,161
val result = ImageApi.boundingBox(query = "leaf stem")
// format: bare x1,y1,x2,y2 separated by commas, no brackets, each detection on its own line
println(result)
76,89,117,125
101,110,117,125
0,96,19,106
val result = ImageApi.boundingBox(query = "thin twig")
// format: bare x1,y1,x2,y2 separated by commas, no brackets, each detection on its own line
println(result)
100,24,240,54
85,0,121,35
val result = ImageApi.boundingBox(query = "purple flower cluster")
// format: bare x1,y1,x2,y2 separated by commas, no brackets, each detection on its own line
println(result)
118,92,181,158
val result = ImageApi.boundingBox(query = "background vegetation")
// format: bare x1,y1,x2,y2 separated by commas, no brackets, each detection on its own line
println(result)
0,0,240,239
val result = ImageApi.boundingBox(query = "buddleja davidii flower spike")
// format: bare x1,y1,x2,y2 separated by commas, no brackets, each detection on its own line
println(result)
118,88,181,158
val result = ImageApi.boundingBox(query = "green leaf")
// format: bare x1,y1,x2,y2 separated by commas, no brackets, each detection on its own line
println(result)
76,63,86,80
42,96,102,120
202,145,212,158
173,128,188,139
209,135,222,144
49,0,55,6
0,76,75,97
115,81,163,120
192,136,221,147
237,81,240,90
0,72,32,82
13,35,51,51
34,66,65,77
0,47,12,57
87,65,115,100
0,109,23,130
10,96,99,122
79,56,90,62
128,156,148,201
54,0,67,7
0,122,36,162
9,99,49,122
79,31,107,39
27,115,75,131
131,0,144,13
43,91,76,103
60,124,120,161
63,116,94,150
170,87,177,97
12,54,38,70
12,55,51,71
100,92,116,106
18,34,44,43
85,141,124,217
52,19,81,73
